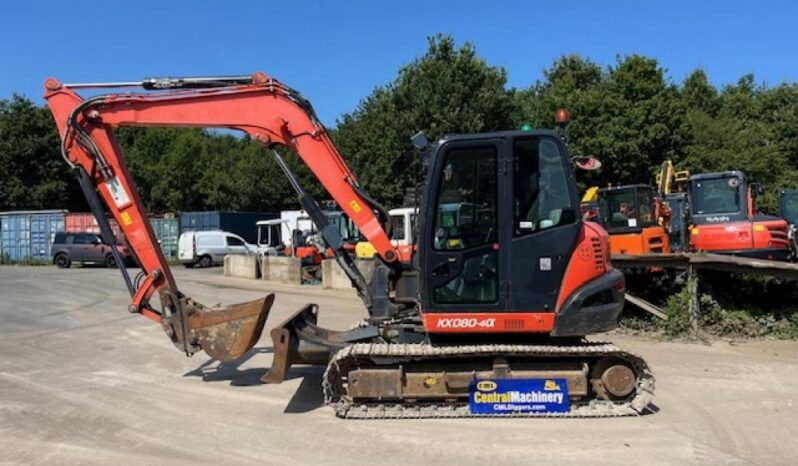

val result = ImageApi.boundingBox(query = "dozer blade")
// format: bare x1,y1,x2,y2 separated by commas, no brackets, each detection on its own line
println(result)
261,304,336,384
261,304,378,384
186,294,274,362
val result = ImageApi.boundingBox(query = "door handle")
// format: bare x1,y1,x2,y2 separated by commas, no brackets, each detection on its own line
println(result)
432,259,457,277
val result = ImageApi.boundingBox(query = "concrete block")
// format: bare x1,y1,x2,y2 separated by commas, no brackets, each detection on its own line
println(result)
223,254,260,279
322,258,376,290
261,255,302,285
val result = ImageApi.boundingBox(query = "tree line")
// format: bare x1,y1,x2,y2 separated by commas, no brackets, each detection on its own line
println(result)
2,35,797,214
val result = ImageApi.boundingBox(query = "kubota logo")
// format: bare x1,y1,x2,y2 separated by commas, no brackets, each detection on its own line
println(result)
706,216,730,223
476,381,497,391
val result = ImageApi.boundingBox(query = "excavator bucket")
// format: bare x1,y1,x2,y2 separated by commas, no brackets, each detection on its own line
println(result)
186,294,275,362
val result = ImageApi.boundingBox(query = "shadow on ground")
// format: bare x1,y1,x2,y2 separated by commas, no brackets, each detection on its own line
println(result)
183,345,327,413
183,346,273,386
282,367,325,413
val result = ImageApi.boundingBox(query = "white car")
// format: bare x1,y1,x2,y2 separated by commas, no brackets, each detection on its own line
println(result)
178,230,257,268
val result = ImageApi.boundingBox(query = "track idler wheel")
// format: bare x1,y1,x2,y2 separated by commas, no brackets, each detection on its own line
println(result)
591,357,637,401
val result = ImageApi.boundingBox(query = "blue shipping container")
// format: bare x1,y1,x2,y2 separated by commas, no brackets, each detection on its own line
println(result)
179,211,278,244
0,210,66,262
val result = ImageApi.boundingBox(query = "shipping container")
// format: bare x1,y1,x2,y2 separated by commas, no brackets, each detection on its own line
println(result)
179,211,278,244
150,216,179,260
64,212,123,241
0,210,66,262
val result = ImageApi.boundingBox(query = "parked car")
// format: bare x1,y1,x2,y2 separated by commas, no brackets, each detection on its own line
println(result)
178,230,257,268
51,232,132,268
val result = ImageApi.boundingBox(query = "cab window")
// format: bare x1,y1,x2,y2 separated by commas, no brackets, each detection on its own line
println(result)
390,215,406,241
782,192,798,225
694,178,741,214
600,189,637,228
513,137,575,235
433,146,498,250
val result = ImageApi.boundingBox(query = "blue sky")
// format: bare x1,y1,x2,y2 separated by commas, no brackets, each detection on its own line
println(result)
1,0,797,125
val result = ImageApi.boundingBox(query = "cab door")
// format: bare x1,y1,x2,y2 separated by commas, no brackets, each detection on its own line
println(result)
508,135,581,312
421,139,510,313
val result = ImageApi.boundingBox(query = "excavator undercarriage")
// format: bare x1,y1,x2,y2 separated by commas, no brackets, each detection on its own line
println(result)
44,72,655,418
258,304,654,418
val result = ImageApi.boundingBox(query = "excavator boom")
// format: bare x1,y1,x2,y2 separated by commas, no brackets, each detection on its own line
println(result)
45,73,398,361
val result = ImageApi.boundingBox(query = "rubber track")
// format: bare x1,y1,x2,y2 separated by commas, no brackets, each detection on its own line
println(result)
322,342,655,419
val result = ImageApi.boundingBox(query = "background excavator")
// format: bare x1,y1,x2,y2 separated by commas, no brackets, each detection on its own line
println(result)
45,72,653,418
656,161,691,251
593,184,671,255
686,171,790,260
779,189,798,259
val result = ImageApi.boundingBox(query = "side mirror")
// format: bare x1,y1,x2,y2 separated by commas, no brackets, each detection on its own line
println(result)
560,207,577,224
411,131,429,151
572,156,602,171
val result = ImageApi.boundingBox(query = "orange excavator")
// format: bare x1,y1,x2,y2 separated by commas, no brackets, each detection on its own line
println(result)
595,184,671,255
45,72,653,418
686,171,790,260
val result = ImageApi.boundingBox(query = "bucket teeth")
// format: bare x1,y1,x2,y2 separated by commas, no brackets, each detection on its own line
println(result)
187,294,274,362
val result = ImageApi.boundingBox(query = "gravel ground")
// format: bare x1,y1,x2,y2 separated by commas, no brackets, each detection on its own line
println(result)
1,265,797,465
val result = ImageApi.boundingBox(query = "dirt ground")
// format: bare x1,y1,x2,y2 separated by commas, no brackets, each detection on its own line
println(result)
1,265,796,465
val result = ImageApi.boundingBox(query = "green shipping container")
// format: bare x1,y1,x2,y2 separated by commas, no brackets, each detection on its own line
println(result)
150,216,179,260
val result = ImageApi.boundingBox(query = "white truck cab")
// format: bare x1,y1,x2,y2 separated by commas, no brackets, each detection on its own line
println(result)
256,219,289,256
355,207,417,258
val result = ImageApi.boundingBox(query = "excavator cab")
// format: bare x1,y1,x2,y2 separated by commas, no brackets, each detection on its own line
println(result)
689,172,747,222
418,130,623,334
778,189,798,227
778,189,798,259
596,185,669,255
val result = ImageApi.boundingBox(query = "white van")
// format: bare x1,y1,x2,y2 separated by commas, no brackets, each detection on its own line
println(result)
178,230,256,268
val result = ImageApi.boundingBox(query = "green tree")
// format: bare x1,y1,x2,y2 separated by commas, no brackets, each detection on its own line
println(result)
516,55,687,188
0,95,84,211
680,75,791,213
334,34,515,205
579,55,686,185
117,127,307,214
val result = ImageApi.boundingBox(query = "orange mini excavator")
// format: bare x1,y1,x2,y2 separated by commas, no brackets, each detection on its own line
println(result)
596,184,671,255
45,72,653,418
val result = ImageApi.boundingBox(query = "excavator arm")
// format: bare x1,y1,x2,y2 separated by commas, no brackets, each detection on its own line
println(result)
44,72,399,362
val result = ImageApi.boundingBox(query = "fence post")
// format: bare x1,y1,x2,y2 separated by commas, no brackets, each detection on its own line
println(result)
687,265,700,333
